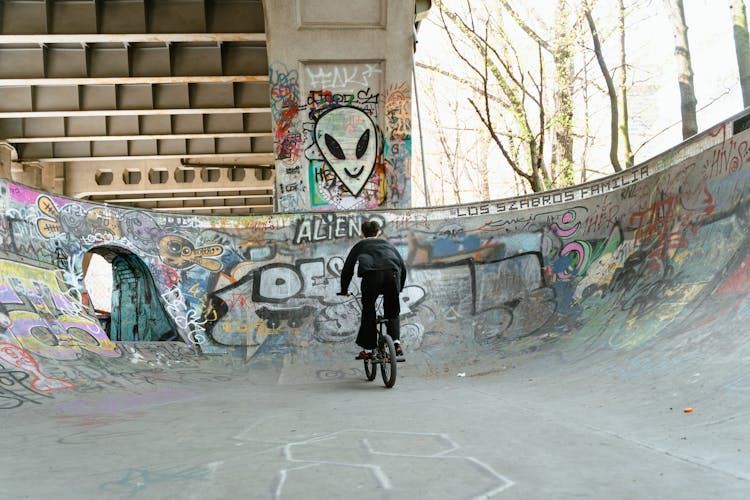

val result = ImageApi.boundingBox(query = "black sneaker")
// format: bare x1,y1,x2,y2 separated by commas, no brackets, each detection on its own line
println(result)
394,342,403,357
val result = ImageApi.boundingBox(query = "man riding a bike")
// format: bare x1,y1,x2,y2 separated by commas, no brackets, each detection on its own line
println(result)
339,220,406,360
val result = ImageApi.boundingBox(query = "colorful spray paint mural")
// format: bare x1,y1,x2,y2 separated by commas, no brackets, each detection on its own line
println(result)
2,111,750,407
271,61,411,212
0,259,117,360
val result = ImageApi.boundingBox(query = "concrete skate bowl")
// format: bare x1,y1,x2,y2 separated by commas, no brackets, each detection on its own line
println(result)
1,109,750,402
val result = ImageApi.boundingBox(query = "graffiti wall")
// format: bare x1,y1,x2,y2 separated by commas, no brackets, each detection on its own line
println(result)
0,259,117,360
2,111,750,406
271,61,411,212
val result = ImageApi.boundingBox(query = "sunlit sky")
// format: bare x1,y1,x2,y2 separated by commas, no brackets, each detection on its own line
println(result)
411,0,744,203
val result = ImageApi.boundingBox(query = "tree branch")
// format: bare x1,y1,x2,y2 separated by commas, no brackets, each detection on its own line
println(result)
415,62,507,105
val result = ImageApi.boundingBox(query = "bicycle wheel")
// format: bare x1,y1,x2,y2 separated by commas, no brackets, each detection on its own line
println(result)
379,333,397,388
364,357,377,381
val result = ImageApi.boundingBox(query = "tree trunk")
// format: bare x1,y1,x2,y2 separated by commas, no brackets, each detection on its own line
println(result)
477,130,491,200
618,0,634,168
584,4,622,172
732,0,750,107
580,60,591,183
664,0,698,138
552,0,575,185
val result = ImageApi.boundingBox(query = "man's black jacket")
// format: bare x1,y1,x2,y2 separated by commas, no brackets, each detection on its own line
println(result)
340,238,407,292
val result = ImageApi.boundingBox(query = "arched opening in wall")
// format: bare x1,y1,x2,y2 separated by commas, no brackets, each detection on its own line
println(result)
83,247,179,342
83,252,113,332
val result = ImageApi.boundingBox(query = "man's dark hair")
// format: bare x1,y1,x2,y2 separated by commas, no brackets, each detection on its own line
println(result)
361,220,380,237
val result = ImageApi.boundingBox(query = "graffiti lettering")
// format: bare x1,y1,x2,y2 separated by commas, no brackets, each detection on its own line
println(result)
294,214,385,244
0,369,51,409
160,287,206,345
306,64,383,90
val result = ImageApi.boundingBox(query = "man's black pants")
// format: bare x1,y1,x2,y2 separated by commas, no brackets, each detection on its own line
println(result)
356,270,400,349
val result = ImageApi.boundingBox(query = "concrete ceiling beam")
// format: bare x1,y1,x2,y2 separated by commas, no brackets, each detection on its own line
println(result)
0,75,269,86
148,204,274,212
0,107,268,118
21,152,275,162
100,193,273,203
0,33,266,44
5,132,272,143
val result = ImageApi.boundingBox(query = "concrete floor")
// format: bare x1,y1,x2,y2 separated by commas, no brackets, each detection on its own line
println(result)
3,340,748,500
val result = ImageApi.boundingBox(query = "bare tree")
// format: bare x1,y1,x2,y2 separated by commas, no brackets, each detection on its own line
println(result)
416,0,683,192
471,128,492,200
418,70,493,204
584,1,623,172
618,0,634,168
663,0,698,138
417,56,494,202
552,0,579,185
496,0,579,187
731,0,750,107
579,56,592,183
432,99,465,204
431,0,567,192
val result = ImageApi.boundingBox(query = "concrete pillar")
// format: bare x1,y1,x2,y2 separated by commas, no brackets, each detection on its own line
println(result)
0,142,14,180
24,162,43,189
265,0,415,212
41,162,58,192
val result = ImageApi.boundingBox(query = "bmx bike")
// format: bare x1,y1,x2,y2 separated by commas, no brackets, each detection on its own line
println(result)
337,292,403,388
360,315,402,388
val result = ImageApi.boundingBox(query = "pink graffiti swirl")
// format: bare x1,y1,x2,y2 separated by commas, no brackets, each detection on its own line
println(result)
556,241,586,280
551,211,580,238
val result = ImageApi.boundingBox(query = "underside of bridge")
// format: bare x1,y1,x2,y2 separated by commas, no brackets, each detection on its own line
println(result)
0,0,279,215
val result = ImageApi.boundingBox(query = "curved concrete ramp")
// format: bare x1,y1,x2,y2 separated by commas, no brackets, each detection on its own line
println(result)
3,113,750,498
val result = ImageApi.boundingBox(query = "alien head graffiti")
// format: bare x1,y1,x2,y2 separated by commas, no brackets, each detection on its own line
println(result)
314,107,378,197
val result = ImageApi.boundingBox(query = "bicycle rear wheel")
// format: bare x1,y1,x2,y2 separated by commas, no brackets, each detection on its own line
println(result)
379,333,397,388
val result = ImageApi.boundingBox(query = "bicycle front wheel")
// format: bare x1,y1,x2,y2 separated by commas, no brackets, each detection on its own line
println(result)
379,333,397,388
364,357,377,381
